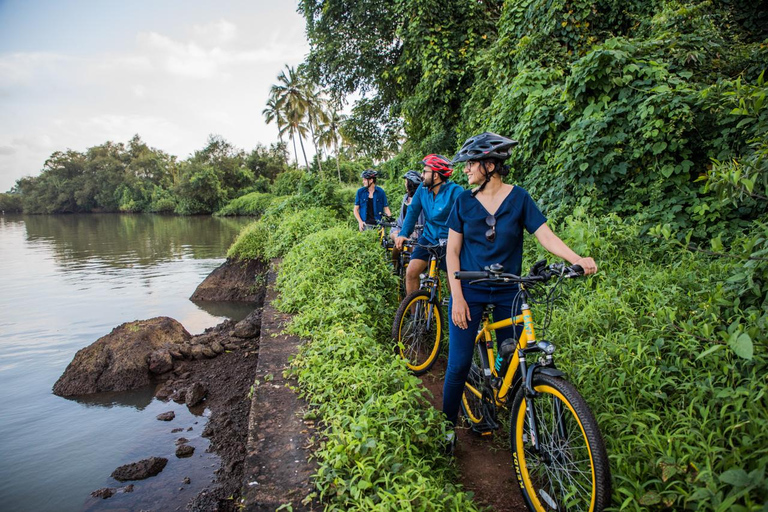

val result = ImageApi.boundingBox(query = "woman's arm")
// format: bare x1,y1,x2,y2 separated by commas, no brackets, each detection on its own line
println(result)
447,229,471,329
533,224,597,274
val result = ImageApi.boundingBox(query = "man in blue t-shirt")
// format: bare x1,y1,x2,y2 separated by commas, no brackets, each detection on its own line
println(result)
394,155,464,296
353,169,391,231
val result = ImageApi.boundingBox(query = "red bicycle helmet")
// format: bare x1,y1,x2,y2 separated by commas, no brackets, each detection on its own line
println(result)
421,154,454,178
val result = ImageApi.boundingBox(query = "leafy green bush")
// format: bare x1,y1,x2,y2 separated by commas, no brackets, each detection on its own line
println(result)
226,221,270,261
226,206,342,261
266,207,342,259
271,169,305,196
0,192,22,212
215,192,275,217
524,211,768,511
276,226,479,510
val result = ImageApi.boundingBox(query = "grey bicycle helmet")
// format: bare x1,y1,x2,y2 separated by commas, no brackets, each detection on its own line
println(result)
360,169,378,179
402,170,423,185
452,132,518,163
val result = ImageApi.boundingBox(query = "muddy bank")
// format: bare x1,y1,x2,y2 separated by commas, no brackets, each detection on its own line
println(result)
54,257,267,511
190,258,267,303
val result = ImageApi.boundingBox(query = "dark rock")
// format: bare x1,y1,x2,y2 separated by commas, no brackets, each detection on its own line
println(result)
157,411,175,421
123,484,134,493
210,341,224,354
148,350,174,374
176,444,195,458
171,428,183,433
111,457,168,482
53,317,191,396
169,349,183,359
179,345,192,359
91,487,116,499
175,437,189,445
171,389,187,403
155,386,173,401
186,382,207,407
232,309,262,339
190,258,266,302
190,345,205,360
201,347,216,358
183,477,191,485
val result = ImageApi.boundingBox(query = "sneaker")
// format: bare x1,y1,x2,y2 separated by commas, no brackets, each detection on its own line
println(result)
443,432,456,457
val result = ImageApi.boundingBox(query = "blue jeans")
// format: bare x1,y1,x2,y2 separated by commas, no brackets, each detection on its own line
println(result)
443,285,523,426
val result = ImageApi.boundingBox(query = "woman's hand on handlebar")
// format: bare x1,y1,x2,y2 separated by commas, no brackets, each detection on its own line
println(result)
451,294,471,330
574,256,597,275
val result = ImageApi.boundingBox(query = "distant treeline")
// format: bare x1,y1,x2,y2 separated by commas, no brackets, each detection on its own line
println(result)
0,134,373,215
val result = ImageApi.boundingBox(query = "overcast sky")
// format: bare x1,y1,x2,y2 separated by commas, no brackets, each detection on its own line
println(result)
0,0,310,191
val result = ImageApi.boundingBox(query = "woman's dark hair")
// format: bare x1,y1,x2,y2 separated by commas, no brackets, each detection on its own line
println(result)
483,158,511,177
406,179,420,196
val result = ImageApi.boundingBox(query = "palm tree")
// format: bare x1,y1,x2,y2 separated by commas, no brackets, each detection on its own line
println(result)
262,95,285,145
302,84,330,175
280,101,310,169
270,65,310,169
318,108,346,182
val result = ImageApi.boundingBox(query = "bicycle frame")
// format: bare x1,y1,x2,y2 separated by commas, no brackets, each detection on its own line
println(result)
466,286,559,453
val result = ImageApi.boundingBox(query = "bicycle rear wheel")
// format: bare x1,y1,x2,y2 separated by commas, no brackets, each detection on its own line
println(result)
510,373,611,512
392,290,441,375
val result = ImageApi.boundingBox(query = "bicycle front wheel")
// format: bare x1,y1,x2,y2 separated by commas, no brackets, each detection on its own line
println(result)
460,361,489,426
510,373,611,512
392,290,441,375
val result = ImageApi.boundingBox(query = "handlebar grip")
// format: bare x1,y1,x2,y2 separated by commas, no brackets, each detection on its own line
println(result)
454,271,489,280
570,264,584,275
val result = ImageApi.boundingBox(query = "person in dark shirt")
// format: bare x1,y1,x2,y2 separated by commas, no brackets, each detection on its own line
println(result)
442,131,597,451
353,169,391,231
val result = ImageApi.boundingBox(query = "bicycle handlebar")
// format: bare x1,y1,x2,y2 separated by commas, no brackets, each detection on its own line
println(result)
455,261,584,285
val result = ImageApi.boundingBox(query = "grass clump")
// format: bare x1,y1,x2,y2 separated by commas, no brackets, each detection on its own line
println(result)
276,226,479,510
215,192,277,217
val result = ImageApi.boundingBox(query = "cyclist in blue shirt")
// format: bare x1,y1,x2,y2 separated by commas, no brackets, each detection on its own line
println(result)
395,155,464,296
354,169,391,231
442,132,597,450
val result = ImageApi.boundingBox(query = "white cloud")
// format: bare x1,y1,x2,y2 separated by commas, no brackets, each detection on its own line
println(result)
191,19,238,46
0,8,312,191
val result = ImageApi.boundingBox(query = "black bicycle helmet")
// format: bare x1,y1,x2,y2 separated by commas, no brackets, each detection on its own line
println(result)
402,170,423,185
452,132,518,163
360,169,378,179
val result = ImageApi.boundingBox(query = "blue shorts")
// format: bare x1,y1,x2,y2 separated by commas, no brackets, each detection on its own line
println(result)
410,236,447,271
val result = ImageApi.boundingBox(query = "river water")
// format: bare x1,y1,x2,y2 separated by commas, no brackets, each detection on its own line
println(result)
0,214,255,512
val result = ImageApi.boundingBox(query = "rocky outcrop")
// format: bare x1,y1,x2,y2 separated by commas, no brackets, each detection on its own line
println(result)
53,317,191,397
190,258,267,303
111,457,168,482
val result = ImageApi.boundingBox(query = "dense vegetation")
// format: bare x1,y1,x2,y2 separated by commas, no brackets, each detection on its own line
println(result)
224,0,767,509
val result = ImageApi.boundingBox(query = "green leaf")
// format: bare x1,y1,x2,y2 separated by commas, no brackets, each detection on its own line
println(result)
719,468,750,487
728,332,753,360
639,491,661,506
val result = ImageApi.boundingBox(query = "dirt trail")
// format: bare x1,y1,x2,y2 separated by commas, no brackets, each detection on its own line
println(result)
420,357,527,512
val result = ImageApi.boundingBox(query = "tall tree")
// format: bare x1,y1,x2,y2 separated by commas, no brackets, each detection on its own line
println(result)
271,65,310,169
318,108,346,182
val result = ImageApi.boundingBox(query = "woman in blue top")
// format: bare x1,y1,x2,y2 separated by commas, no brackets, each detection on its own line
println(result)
443,132,597,449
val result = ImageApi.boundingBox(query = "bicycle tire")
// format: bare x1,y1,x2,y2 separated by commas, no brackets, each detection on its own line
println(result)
509,373,611,512
460,361,490,427
392,290,442,375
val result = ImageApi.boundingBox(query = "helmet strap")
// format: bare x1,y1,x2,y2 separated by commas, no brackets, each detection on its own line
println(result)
471,161,495,197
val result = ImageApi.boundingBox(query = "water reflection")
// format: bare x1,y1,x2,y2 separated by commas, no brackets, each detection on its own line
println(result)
67,385,157,411
0,214,253,512
20,214,253,267
191,299,256,320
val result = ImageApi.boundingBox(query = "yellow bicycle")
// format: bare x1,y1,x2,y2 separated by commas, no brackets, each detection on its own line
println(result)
456,260,611,512
391,241,446,375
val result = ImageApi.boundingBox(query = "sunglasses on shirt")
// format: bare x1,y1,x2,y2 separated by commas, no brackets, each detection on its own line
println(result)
485,215,496,242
